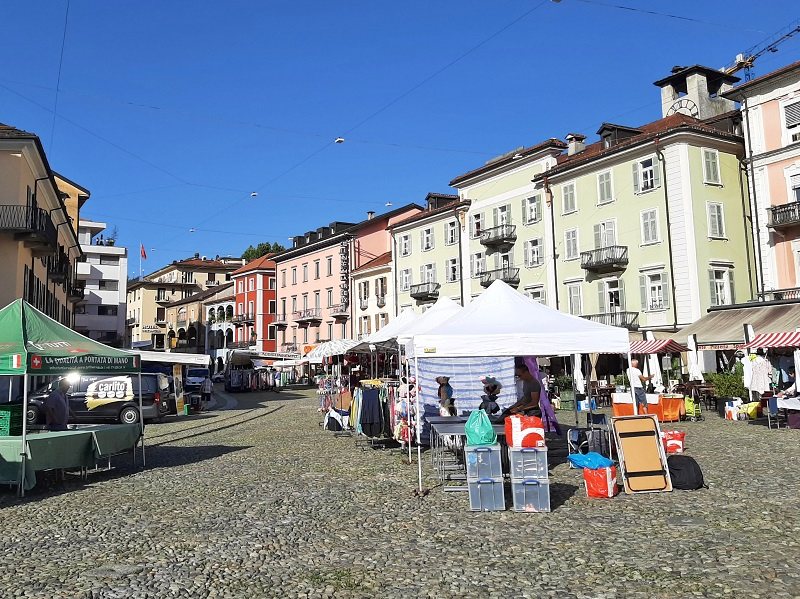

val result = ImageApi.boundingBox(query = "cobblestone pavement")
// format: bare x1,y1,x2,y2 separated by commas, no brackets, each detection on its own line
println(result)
1,388,799,598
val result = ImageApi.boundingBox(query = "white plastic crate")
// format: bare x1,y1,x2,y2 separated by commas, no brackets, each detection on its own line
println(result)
465,443,503,480
508,447,548,480
468,478,506,511
510,479,551,513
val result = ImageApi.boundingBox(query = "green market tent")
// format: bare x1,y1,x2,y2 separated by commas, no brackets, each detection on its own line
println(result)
0,299,139,375
0,299,142,496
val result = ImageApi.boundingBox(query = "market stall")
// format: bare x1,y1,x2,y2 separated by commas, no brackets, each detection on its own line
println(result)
0,299,142,495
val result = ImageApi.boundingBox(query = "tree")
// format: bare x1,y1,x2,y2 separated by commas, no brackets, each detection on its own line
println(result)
241,242,285,262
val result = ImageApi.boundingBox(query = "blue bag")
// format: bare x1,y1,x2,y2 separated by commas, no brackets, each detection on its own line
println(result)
567,451,614,470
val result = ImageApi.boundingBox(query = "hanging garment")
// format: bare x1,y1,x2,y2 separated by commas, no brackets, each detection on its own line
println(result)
524,356,560,435
750,356,772,395
360,387,382,438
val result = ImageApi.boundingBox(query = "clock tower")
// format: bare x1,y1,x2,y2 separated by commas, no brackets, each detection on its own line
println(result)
654,65,739,120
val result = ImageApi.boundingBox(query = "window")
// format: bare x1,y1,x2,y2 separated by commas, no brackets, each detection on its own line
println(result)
185,272,194,284
597,171,614,204
248,278,255,291
248,301,254,315
562,182,577,214
598,279,625,313
524,238,544,267
156,288,166,301
207,272,216,282
633,156,661,193
359,316,371,336
494,204,511,226
281,270,286,287
446,258,459,282
99,256,118,266
523,195,541,224
326,288,333,307
399,234,411,257
702,148,721,185
525,286,546,304
237,302,243,314
238,281,244,293
268,300,276,313
359,281,370,300
291,267,297,284
784,100,800,133
445,221,458,245
314,291,320,309
303,327,308,343
420,263,436,283
400,269,412,291
640,209,660,245
314,260,320,279
291,296,297,313
567,283,582,315
267,325,276,341
564,229,579,260
471,213,484,237
791,174,800,203
98,305,118,316
302,264,308,282
471,253,485,277
707,203,726,238
378,313,388,329
640,271,670,311
302,294,308,310
709,267,735,306
98,280,118,291
280,298,286,316
593,220,616,248
421,228,434,251
326,256,333,276
327,322,333,340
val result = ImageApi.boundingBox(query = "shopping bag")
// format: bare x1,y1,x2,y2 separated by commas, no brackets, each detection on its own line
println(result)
465,410,497,446
661,430,686,454
504,415,545,448
584,466,618,498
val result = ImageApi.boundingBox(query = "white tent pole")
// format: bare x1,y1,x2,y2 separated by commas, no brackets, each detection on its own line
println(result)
18,374,28,497
627,352,637,416
414,352,423,493
138,371,145,468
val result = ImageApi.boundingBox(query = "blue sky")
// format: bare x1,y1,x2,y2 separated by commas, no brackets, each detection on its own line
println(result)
1,1,798,278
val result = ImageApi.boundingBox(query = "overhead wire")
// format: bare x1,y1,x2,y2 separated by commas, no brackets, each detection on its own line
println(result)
48,0,70,153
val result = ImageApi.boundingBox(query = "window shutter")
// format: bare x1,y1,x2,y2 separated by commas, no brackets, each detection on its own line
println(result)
728,269,735,304
632,162,640,193
708,269,718,307
493,207,499,227
430,229,435,249
661,271,670,309
597,282,606,313
419,265,424,284
535,196,541,221
785,101,800,128
652,155,662,188
523,240,530,267
537,238,544,264
639,274,647,311
540,288,546,304
432,263,437,283
593,224,602,249
522,198,529,224
470,256,475,277
607,221,617,246
618,278,626,310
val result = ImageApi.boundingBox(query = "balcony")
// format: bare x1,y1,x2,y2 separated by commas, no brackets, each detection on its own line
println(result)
67,282,85,303
479,224,517,247
295,308,322,325
409,282,440,301
758,287,800,302
75,261,92,281
580,245,629,273
330,303,349,320
480,267,520,288
273,313,288,327
231,312,255,325
768,203,800,229
581,311,639,330
376,295,386,308
0,204,57,255
227,340,254,350
47,252,70,283
359,298,369,311
125,317,139,327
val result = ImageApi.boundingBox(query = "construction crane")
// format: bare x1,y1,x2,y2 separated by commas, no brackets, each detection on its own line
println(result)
724,18,800,80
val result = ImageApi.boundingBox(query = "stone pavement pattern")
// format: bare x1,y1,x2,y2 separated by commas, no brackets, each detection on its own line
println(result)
0,388,799,598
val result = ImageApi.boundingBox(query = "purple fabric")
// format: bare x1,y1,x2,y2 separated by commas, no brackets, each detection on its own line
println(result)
524,356,560,434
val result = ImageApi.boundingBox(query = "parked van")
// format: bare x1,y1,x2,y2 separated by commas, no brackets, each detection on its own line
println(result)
185,367,210,392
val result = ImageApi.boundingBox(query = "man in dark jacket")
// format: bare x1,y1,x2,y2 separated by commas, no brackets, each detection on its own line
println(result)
44,379,71,430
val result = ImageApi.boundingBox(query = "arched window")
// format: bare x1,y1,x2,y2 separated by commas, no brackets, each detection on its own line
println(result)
225,305,233,320
217,306,225,321
225,329,233,345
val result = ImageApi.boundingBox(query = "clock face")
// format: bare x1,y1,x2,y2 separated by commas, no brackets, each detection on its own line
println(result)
667,98,699,118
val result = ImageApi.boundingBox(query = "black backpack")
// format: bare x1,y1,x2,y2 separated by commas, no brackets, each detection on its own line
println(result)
667,455,706,490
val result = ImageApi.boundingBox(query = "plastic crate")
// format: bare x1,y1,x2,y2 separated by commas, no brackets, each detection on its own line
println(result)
0,405,23,437
511,479,551,513
468,478,506,511
465,443,503,480
509,447,548,480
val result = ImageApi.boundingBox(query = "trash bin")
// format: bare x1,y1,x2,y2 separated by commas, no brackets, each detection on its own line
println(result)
183,405,191,416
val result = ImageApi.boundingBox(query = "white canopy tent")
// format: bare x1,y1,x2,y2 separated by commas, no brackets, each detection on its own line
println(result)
130,350,211,366
397,296,463,351
305,338,359,360
350,308,420,353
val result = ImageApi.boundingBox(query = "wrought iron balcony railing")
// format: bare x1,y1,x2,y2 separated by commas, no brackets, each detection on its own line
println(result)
376,295,386,308
580,245,629,272
329,303,349,319
295,308,322,323
581,311,639,329
47,252,70,283
409,282,440,300
0,204,57,251
231,312,255,324
479,224,517,247
359,298,369,310
273,313,288,326
480,267,520,288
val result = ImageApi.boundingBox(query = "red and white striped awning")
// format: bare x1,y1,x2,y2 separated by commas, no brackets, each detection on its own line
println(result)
629,339,688,354
740,331,800,349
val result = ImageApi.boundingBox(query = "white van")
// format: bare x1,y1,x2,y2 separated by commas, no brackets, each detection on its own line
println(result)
185,367,210,392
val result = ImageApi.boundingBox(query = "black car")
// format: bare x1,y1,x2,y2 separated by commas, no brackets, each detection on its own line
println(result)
26,373,170,425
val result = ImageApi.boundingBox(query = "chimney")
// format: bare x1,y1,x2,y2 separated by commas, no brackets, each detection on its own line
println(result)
367,211,375,220
194,252,200,259
565,133,586,156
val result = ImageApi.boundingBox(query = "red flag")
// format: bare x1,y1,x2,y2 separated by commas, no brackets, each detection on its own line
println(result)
140,244,147,260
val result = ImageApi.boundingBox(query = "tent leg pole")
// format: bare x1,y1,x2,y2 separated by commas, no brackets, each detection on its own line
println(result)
414,354,423,494
18,374,28,498
627,352,637,416
138,372,146,468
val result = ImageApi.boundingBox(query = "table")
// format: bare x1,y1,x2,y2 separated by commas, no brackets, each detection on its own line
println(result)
776,397,800,411
430,422,506,491
0,424,141,491
611,393,682,421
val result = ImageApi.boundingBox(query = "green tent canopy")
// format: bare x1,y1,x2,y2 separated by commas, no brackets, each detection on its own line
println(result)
0,299,139,376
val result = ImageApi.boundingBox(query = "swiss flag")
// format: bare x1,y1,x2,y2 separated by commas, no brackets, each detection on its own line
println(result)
140,244,147,260
31,355,42,370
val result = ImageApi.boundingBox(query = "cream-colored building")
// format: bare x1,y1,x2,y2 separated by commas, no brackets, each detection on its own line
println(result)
165,283,233,354
0,123,85,325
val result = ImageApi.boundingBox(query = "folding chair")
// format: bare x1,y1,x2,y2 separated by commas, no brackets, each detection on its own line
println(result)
684,388,703,422
766,397,785,430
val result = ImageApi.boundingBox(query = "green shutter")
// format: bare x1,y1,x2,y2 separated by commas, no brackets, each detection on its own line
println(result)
632,162,640,193
708,269,718,307
728,269,736,304
662,271,670,310
523,240,530,267
652,155,661,188
594,224,602,249
640,274,647,311
598,282,605,313
618,278,626,310
537,237,544,264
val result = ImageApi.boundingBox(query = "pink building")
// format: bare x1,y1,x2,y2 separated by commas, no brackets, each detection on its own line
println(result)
725,61,800,299
273,204,422,352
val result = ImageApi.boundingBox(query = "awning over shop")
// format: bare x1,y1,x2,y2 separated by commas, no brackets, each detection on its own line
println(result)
676,303,800,350
629,339,688,354
130,350,210,366
741,331,800,349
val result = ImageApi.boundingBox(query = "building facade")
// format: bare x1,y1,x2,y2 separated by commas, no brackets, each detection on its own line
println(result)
74,219,127,346
164,283,233,354
723,60,800,299
351,252,392,338
0,124,84,327
204,292,235,373
230,254,278,353
389,194,470,313
273,204,422,350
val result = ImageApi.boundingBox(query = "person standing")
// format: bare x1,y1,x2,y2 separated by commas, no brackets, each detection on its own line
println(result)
200,375,213,410
44,378,71,431
627,359,652,414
